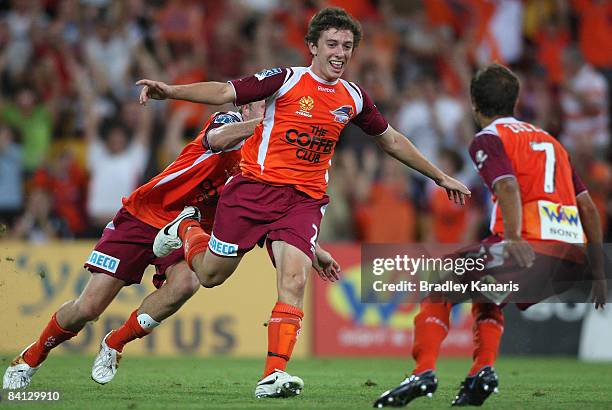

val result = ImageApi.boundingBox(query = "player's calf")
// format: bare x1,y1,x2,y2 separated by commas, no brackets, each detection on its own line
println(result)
451,366,499,407
373,370,438,408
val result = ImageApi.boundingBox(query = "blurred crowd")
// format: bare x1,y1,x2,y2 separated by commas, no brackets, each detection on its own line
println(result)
0,0,610,244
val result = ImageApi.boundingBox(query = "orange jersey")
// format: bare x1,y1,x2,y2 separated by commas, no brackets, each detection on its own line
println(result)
122,112,243,229
469,117,588,243
229,67,389,199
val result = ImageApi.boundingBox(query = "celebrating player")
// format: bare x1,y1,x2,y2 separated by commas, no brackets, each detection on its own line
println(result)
2,101,340,390
136,7,470,398
373,64,607,408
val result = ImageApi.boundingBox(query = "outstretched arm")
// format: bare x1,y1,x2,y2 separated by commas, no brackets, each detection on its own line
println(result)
137,79,235,106
374,126,471,204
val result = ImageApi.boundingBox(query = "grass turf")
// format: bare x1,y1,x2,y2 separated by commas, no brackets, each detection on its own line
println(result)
1,355,611,409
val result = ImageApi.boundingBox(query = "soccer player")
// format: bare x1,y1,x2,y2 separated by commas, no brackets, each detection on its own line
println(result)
2,101,340,390
137,7,471,398
373,64,607,408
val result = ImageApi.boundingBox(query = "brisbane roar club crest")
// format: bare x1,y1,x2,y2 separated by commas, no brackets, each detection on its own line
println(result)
330,105,354,124
296,96,314,118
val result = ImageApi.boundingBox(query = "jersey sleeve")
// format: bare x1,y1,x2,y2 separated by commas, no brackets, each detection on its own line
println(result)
571,165,588,196
229,68,289,106
202,112,242,152
350,85,389,136
469,133,516,191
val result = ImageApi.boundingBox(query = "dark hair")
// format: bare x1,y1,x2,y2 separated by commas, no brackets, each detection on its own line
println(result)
470,63,519,118
305,7,362,49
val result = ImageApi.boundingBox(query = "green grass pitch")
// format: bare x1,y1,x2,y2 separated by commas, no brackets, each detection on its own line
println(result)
1,355,612,409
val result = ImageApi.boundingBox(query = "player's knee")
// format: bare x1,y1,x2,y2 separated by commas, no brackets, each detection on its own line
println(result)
199,274,224,288
74,299,105,322
278,270,307,296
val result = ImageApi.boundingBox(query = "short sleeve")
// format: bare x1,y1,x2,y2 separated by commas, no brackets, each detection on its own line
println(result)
469,133,516,191
571,165,588,196
350,85,389,136
229,68,289,106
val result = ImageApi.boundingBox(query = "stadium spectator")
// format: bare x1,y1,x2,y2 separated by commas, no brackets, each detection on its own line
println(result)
0,124,23,229
31,148,88,237
422,147,475,244
11,187,68,242
560,46,610,155
0,83,54,174
353,149,417,243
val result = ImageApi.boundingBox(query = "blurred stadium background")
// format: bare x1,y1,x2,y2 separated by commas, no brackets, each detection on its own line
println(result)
1,0,611,398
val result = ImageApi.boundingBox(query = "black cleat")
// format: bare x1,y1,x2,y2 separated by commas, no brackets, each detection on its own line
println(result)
451,366,499,406
373,371,438,408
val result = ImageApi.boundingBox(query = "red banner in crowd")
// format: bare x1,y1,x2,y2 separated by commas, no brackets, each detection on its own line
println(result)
312,244,474,357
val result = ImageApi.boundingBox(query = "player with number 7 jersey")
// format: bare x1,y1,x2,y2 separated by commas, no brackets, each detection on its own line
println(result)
470,117,587,244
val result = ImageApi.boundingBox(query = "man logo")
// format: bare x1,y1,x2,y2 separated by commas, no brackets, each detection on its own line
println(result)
475,150,488,169
295,96,315,118
330,105,354,124
254,67,283,81
299,96,314,111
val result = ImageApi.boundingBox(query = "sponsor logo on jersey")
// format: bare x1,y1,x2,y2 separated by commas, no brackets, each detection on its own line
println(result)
283,125,336,164
87,251,120,273
538,200,584,243
254,67,283,81
318,85,335,93
213,113,240,124
296,96,315,118
330,105,354,124
475,149,488,169
209,233,238,256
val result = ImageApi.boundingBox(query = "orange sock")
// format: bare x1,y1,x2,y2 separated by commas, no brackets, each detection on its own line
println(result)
22,313,77,367
179,219,210,270
263,302,303,377
106,310,152,353
412,300,451,374
469,303,504,376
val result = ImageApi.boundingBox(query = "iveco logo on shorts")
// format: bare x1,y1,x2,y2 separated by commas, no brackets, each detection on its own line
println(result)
209,233,238,256
87,251,120,273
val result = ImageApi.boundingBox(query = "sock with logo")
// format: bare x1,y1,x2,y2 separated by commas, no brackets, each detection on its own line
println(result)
22,313,78,367
263,302,303,378
106,310,159,353
178,219,210,270
412,300,451,374
469,303,504,376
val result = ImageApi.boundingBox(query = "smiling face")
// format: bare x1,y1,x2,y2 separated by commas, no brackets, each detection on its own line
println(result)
309,28,354,82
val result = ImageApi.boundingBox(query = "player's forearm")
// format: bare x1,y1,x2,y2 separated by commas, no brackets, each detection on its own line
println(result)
493,177,523,239
208,117,263,151
577,193,605,279
578,193,603,244
169,82,235,105
376,127,445,183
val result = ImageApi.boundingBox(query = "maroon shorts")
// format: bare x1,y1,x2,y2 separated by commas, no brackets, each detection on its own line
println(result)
447,235,588,308
84,207,185,288
209,174,329,262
